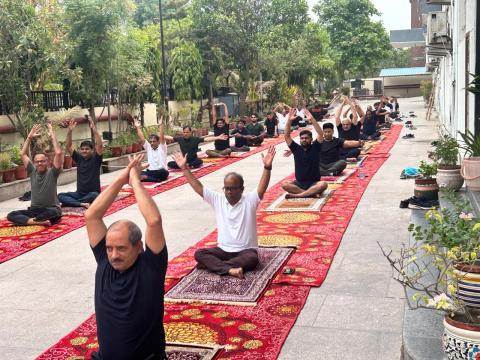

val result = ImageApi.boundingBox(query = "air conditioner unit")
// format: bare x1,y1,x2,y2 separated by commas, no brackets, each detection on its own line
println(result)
426,46,449,57
427,12,451,50
426,0,451,5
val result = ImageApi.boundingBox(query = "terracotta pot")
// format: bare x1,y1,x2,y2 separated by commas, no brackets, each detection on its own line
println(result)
461,157,480,191
132,143,141,153
414,178,439,200
14,164,27,180
125,144,133,154
437,165,464,191
443,315,480,359
2,169,15,183
63,155,73,169
111,146,123,157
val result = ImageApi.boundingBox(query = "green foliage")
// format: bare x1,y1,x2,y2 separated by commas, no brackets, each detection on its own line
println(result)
466,73,480,95
9,145,22,165
379,48,412,69
314,0,392,79
168,41,204,101
418,160,437,179
420,80,433,99
0,152,12,170
429,134,459,166
458,129,480,157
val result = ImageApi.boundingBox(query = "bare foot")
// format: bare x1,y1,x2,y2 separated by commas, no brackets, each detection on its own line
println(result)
285,193,297,199
140,175,148,181
28,219,51,226
80,203,90,209
228,267,244,279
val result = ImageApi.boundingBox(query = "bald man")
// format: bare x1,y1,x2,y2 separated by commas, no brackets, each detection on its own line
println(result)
173,145,276,278
85,154,168,360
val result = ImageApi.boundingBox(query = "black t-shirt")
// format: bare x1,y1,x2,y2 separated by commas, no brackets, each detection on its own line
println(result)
289,140,322,182
264,117,278,136
319,137,345,164
362,115,378,136
92,239,168,360
174,136,203,161
337,123,361,141
231,127,249,147
213,123,230,150
72,150,103,193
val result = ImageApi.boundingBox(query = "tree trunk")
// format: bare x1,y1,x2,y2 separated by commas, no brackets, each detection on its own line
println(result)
239,69,250,117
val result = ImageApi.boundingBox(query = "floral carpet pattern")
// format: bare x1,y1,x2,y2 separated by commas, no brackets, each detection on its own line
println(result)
165,247,293,305
35,125,402,359
0,134,294,264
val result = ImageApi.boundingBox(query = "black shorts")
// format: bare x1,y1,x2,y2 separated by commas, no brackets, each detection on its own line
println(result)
294,180,316,190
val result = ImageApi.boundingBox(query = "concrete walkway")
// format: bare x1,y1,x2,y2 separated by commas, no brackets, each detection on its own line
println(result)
0,97,436,359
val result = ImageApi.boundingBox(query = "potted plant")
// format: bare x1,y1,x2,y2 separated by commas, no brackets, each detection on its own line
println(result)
0,152,14,183
109,138,123,157
430,134,463,191
459,130,480,191
380,192,480,359
10,145,27,180
415,160,439,200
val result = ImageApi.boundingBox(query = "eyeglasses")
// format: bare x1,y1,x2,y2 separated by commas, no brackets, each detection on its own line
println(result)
223,186,242,192
34,160,47,164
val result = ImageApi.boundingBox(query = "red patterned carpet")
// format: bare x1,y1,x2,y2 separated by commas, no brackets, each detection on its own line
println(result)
36,125,402,360
0,135,293,264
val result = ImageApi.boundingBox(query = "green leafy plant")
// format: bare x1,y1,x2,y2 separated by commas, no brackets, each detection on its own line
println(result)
429,134,459,167
0,152,12,170
420,80,433,99
9,145,22,165
418,160,437,179
458,129,480,157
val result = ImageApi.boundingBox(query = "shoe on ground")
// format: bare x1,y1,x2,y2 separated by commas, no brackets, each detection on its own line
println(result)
409,125,417,130
408,196,439,210
405,120,412,125
399,198,410,208
402,134,415,139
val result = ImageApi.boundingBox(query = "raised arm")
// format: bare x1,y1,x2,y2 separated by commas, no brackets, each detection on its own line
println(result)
47,123,63,170
349,100,359,125
129,155,165,254
257,146,276,199
65,119,76,156
335,98,347,126
211,104,217,125
353,99,365,123
222,103,229,124
304,109,323,143
158,115,165,144
134,117,146,144
284,108,296,146
85,155,141,247
22,124,42,167
172,152,203,197
88,117,103,155
204,134,228,143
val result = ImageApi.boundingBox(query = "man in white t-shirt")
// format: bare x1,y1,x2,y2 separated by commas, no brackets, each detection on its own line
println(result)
134,116,169,182
172,145,276,278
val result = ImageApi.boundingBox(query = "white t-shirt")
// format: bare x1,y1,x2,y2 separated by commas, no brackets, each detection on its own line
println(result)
203,187,260,252
143,140,167,171
276,112,288,131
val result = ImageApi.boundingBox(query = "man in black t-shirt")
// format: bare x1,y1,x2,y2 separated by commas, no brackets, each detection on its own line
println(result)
319,123,362,176
58,117,103,208
335,98,363,160
281,108,328,198
166,126,228,169
86,154,168,360
264,111,278,138
230,120,250,152
206,102,232,158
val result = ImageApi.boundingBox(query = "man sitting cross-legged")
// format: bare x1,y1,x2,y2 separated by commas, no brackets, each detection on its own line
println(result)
166,126,228,169
86,154,168,360
58,117,103,208
133,115,169,182
335,97,363,161
7,124,63,226
172,145,276,279
319,123,363,176
206,102,232,158
245,113,266,146
281,108,328,199
230,119,251,152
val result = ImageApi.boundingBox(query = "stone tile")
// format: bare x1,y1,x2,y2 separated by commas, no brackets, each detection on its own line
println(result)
294,293,327,327
386,277,406,299
336,250,393,273
319,270,392,297
313,295,404,332
279,327,382,360
378,333,403,360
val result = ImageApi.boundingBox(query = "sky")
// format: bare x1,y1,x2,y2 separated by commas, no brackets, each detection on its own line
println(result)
307,0,411,32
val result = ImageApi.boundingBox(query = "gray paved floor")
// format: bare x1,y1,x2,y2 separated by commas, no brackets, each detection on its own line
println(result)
0,97,436,359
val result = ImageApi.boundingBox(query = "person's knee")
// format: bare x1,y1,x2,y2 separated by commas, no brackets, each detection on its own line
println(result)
194,248,207,262
281,180,293,190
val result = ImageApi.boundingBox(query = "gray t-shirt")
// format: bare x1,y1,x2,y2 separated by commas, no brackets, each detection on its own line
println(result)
27,161,61,208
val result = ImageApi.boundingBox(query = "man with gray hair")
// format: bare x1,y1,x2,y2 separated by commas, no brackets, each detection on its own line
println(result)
85,153,168,360
173,145,276,279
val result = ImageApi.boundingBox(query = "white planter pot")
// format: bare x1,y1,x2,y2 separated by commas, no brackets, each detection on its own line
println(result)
436,167,464,191
443,316,480,359
461,157,480,191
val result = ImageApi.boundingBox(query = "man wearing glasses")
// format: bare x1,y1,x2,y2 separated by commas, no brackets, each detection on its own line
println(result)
172,145,276,278
7,123,63,226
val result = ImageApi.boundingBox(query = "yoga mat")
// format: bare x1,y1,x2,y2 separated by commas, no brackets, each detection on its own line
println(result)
0,133,297,264
36,284,310,360
165,247,293,306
